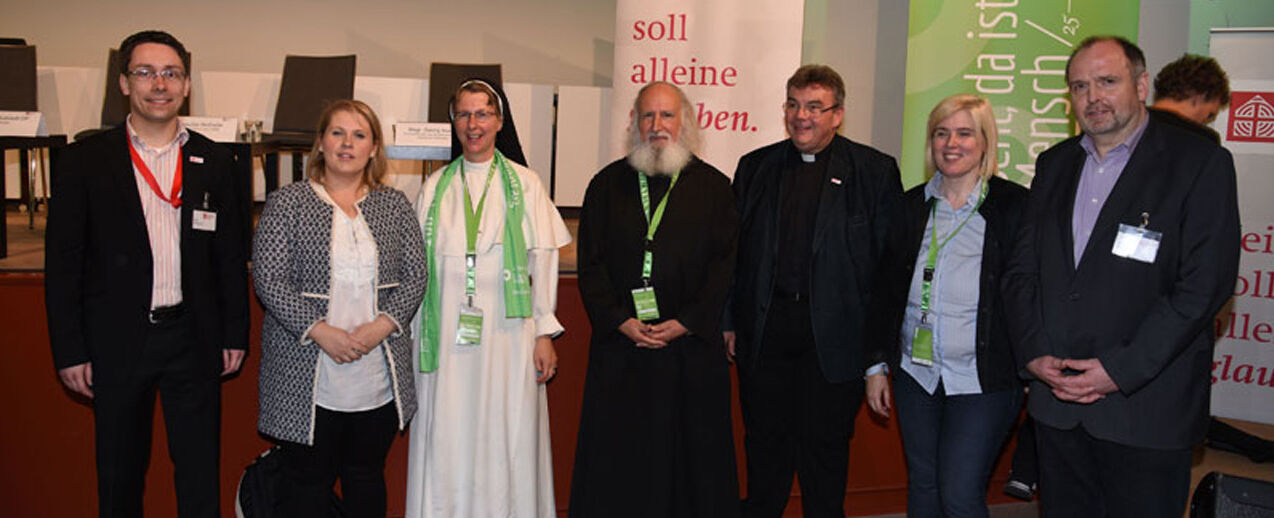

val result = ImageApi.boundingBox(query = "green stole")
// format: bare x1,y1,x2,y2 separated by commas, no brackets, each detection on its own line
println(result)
419,150,531,373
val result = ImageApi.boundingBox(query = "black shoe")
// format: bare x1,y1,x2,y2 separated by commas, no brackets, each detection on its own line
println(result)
1004,480,1036,501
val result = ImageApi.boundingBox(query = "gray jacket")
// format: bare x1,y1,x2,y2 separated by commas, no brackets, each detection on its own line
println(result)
252,182,426,444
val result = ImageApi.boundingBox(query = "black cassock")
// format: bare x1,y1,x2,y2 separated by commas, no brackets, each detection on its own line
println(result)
569,156,741,517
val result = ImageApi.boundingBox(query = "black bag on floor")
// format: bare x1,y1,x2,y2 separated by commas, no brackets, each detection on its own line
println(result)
235,446,345,518
1191,471,1274,517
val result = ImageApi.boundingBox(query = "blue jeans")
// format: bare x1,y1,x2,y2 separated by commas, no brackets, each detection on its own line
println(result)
894,369,1021,518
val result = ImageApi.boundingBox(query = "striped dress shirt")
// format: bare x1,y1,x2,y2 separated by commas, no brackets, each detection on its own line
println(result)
126,116,189,309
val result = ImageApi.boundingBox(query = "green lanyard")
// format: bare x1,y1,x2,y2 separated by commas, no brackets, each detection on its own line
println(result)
462,161,496,306
637,171,680,286
919,179,988,323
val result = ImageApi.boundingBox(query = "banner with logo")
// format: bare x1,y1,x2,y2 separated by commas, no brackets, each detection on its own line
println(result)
1209,29,1274,424
900,1,1139,188
610,0,804,176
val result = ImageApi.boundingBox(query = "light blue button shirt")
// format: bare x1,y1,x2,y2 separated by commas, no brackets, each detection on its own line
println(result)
1072,116,1149,265
898,175,986,395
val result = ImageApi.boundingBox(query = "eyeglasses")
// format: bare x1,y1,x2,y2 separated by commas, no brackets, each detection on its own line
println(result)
783,101,841,117
452,110,499,123
127,67,187,82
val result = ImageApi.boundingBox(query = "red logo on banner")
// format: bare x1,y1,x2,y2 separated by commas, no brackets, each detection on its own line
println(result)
1227,92,1274,143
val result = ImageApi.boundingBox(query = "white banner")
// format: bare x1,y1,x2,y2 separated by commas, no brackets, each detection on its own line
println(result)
610,0,804,177
1209,29,1274,424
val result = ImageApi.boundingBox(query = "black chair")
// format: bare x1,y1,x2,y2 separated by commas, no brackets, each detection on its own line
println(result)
0,43,66,252
427,63,527,167
257,54,356,193
74,48,191,142
0,43,43,214
0,44,36,112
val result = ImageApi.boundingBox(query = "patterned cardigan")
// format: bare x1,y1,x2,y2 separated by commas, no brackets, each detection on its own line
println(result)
252,182,427,445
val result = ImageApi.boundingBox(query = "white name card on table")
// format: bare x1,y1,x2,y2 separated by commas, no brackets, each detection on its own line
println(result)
180,116,240,143
394,122,452,147
0,111,47,137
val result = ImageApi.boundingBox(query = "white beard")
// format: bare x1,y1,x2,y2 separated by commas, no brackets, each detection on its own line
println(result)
627,139,692,177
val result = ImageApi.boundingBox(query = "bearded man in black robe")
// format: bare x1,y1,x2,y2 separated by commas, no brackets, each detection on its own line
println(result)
569,81,740,518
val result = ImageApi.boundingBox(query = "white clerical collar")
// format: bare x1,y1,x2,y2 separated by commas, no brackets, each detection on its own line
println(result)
800,153,816,163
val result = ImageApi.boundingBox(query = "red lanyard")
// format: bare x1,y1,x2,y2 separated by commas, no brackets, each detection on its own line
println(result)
127,137,183,208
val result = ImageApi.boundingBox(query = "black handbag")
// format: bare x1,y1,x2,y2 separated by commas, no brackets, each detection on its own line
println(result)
235,446,346,517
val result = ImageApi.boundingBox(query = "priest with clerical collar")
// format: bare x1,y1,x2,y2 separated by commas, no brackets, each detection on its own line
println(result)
727,64,903,518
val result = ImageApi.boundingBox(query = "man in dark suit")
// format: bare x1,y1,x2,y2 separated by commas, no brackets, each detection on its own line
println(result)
1005,36,1240,516
45,30,248,517
727,64,902,518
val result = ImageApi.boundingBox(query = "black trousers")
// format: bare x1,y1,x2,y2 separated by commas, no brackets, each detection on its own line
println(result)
1008,414,1038,486
277,402,399,518
1035,422,1191,517
739,296,861,518
92,313,222,518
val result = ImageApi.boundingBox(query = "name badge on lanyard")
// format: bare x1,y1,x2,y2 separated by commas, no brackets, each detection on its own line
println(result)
456,302,484,346
631,286,660,321
192,192,217,232
1112,213,1160,264
456,163,496,346
632,170,679,322
910,180,986,368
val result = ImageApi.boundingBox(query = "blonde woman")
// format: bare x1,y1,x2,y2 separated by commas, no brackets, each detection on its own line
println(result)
865,94,1026,517
253,99,425,517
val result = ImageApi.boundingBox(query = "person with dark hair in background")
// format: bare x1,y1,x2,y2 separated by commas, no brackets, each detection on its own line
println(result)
1150,53,1231,142
45,30,249,517
1005,36,1240,516
865,94,1026,518
1151,53,1274,466
253,99,426,517
407,79,570,518
728,65,902,518
570,81,740,517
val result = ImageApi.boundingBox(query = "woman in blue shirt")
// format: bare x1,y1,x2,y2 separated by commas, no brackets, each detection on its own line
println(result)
865,94,1026,517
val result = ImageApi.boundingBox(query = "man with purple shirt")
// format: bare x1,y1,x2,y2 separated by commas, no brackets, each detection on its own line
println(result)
1004,36,1239,516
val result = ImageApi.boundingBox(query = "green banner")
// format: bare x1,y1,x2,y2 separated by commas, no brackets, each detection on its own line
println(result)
900,0,1140,188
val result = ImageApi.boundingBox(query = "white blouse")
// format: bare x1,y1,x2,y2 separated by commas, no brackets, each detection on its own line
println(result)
310,181,394,412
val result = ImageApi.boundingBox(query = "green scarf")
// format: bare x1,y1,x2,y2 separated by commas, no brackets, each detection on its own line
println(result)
419,150,531,373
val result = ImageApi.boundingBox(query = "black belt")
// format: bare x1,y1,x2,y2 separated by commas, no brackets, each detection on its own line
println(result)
771,288,808,303
148,303,185,324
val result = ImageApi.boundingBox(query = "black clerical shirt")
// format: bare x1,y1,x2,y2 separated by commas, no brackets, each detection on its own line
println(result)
773,146,829,298
645,173,671,230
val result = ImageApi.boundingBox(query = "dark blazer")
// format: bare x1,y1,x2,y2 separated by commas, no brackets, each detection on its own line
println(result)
1004,116,1240,449
252,182,425,444
866,176,1027,393
1149,107,1221,144
45,125,249,382
729,135,902,383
